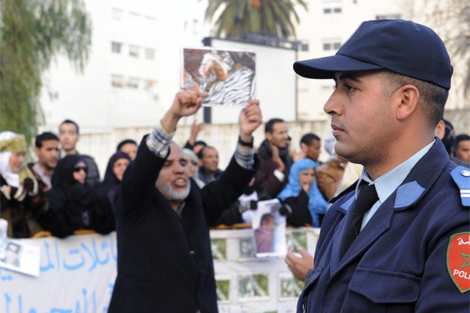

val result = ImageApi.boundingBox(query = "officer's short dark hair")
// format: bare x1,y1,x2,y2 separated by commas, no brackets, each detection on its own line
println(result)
379,71,448,129
300,133,321,146
59,119,80,135
35,132,59,148
116,139,137,151
265,118,285,134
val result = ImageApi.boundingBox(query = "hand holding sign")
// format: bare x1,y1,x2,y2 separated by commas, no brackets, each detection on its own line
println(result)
161,90,207,133
239,100,262,142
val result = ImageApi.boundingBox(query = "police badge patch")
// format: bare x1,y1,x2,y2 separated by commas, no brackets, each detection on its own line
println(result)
447,232,470,293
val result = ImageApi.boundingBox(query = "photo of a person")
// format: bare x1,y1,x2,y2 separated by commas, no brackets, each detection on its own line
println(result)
238,274,269,299
252,198,287,257
211,238,227,261
280,278,293,298
182,48,256,107
278,273,306,300
286,231,307,253
254,213,274,253
215,277,231,303
238,237,255,259
2,241,21,267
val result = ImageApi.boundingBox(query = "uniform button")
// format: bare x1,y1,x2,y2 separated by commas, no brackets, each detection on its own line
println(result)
461,170,470,177
190,250,195,255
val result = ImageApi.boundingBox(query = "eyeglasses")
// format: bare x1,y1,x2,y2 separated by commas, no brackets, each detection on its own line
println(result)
73,166,87,172
191,161,198,166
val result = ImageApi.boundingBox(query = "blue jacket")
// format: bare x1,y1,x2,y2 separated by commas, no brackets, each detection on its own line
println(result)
297,140,470,313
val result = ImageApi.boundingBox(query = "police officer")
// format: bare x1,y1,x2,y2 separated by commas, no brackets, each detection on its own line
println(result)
287,19,470,313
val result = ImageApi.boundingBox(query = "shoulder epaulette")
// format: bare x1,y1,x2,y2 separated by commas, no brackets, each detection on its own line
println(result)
451,166,470,207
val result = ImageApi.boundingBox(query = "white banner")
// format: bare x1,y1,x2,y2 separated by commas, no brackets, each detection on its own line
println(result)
0,228,319,313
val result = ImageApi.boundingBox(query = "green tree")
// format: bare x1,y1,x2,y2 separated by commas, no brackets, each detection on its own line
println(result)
0,0,92,144
204,0,308,39
419,0,470,106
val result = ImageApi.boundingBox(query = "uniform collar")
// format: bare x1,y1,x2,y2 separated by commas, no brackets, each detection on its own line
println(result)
337,139,449,213
355,139,435,205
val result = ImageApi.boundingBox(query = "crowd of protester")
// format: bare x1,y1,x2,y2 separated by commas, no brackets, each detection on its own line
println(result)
0,116,469,239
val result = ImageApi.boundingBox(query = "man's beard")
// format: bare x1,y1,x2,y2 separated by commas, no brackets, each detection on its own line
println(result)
156,180,191,203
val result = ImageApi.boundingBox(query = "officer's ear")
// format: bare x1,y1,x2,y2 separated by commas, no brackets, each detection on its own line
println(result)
395,84,419,122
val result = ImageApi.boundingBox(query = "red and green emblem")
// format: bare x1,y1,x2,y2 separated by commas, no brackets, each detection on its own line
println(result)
447,232,470,293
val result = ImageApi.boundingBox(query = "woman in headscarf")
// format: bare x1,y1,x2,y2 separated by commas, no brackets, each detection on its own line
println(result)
45,155,114,238
182,148,205,188
277,158,328,227
0,131,46,238
95,151,131,214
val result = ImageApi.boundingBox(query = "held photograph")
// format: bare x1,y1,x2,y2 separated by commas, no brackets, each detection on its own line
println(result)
252,199,287,257
215,274,231,303
182,48,256,107
278,272,305,300
211,238,227,261
238,273,270,300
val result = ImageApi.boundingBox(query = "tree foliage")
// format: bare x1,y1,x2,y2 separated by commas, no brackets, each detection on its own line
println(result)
204,0,308,39
420,0,470,106
0,0,92,144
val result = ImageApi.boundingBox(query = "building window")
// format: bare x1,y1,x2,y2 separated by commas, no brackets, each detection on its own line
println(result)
111,42,122,54
323,40,341,51
111,75,125,88
323,7,342,14
127,77,140,89
129,45,140,58
145,48,155,60
112,8,123,21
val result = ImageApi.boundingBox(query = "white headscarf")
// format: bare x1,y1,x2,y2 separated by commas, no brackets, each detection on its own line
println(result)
0,131,21,187
324,133,337,156
198,52,233,78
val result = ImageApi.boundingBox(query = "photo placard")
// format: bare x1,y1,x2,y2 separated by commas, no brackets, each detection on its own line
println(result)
182,48,256,107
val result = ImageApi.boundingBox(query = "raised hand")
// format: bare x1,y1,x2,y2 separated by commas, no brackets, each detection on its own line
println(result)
292,149,306,163
271,145,285,173
161,91,207,133
170,90,206,118
189,119,205,144
239,100,262,142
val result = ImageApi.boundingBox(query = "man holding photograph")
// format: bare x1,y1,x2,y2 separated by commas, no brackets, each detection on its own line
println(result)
108,90,262,313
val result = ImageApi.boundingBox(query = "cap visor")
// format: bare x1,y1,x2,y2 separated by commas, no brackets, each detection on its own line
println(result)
294,55,384,79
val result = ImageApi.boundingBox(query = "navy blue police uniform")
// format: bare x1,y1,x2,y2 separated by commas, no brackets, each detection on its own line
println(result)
296,140,470,313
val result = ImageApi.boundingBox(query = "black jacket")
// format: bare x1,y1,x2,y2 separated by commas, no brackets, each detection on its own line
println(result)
108,138,255,313
279,189,314,227
255,140,292,198
44,155,113,238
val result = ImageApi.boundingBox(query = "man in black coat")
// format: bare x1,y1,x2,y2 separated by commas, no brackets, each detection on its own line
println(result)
108,90,262,313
